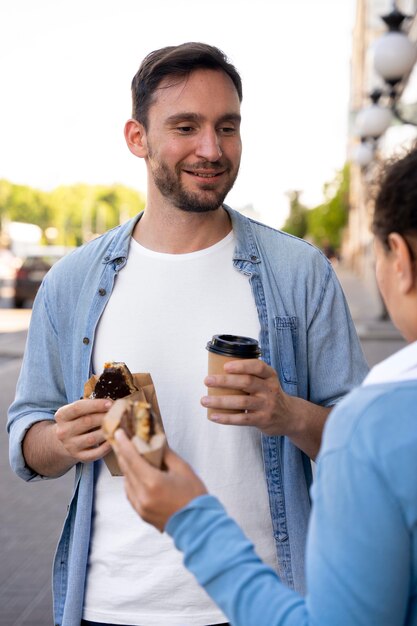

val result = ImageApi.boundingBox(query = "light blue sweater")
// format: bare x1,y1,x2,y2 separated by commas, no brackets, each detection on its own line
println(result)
167,380,417,626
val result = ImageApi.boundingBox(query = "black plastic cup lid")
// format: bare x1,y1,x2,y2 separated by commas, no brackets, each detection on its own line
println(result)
206,334,261,358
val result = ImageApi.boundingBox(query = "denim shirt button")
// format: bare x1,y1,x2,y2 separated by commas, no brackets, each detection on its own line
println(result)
82,337,90,345
98,288,106,296
250,255,258,262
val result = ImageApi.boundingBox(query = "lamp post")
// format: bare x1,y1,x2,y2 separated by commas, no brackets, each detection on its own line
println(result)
349,2,417,321
352,3,417,168
374,6,416,89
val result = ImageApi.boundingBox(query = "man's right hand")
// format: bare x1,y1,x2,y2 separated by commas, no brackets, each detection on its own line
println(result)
22,398,114,478
54,399,113,463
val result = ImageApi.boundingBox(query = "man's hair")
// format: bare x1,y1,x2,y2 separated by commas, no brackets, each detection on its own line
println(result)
130,42,242,128
373,142,417,258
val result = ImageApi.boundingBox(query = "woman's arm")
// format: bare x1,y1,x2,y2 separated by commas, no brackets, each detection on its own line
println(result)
113,421,411,626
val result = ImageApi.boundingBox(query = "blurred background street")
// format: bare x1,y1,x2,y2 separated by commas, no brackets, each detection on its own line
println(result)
0,262,406,626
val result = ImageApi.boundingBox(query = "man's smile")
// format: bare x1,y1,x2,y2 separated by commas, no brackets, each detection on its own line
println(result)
182,165,227,180
186,171,225,179
189,171,222,178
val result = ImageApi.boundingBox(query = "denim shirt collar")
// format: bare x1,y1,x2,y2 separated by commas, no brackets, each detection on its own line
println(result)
228,207,262,264
100,215,139,267
101,205,262,266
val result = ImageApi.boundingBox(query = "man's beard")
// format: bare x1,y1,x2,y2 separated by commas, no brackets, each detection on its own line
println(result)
150,158,239,213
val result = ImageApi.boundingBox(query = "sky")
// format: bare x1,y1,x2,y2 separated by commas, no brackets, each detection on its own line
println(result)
0,0,356,229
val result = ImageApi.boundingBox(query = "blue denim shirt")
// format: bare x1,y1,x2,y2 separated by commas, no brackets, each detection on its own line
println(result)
8,207,368,626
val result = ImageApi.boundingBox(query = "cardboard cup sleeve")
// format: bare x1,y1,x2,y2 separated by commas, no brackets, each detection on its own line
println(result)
83,372,166,475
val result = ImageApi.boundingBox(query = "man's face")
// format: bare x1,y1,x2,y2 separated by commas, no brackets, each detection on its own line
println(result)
142,68,242,213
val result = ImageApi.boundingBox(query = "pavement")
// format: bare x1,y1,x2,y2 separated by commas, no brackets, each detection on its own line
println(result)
333,262,406,367
0,263,406,625
0,311,31,364
334,263,400,338
0,309,73,626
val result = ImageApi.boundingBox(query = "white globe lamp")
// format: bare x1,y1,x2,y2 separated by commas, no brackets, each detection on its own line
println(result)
374,31,417,83
351,141,375,168
355,104,392,139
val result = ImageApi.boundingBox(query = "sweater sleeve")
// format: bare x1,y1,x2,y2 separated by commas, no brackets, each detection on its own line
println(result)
166,495,310,626
167,441,412,626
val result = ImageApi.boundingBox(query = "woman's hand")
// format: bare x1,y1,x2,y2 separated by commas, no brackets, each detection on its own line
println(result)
113,430,207,531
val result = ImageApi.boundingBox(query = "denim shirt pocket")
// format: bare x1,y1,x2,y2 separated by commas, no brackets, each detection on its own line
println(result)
274,316,298,388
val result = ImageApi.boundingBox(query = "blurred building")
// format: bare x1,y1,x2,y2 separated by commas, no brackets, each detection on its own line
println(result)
345,0,417,296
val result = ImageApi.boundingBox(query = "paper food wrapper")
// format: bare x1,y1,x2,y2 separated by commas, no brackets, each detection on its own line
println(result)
83,372,166,475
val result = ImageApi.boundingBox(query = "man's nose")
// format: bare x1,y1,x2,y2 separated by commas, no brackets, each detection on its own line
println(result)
195,128,222,161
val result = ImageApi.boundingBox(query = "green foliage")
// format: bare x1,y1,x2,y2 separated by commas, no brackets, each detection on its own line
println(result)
306,164,349,250
0,180,13,219
0,180,51,226
281,164,350,252
0,180,146,246
281,190,308,239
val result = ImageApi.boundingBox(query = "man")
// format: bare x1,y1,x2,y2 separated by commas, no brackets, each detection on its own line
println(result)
8,42,368,626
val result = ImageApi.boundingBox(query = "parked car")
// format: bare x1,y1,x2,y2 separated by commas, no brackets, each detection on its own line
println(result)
13,247,73,308
0,248,19,300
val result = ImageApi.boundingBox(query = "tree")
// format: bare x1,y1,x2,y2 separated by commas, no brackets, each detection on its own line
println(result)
0,179,13,225
0,180,146,247
0,183,52,230
281,190,308,239
306,164,349,251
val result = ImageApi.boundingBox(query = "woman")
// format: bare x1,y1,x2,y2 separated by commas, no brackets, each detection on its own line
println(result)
113,145,417,625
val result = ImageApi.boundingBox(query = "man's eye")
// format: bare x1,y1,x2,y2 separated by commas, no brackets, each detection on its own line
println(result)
219,126,236,134
177,126,194,133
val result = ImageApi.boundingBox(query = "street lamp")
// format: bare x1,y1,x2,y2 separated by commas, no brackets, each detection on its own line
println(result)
351,138,376,168
352,89,393,169
374,6,416,87
355,89,393,138
352,3,417,168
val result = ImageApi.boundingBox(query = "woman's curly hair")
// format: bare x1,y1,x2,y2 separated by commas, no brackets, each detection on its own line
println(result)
372,142,417,259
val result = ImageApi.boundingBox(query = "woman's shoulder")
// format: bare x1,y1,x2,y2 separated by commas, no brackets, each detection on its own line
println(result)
321,380,417,469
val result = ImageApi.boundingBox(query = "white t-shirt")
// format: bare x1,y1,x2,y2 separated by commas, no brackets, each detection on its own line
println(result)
83,232,278,625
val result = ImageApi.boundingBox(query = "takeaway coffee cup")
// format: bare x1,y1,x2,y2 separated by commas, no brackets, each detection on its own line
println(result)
205,334,261,416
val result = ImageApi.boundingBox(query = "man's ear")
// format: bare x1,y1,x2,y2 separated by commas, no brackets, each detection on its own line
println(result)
387,232,415,294
124,119,148,158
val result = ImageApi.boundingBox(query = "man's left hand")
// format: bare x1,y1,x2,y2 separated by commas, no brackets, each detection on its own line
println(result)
201,358,331,460
201,359,292,436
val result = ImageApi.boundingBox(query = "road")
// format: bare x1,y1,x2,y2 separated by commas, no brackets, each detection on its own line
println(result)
0,324,73,626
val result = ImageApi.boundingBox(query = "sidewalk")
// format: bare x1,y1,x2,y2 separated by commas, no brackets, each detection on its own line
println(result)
0,307,31,332
333,262,405,367
0,309,30,357
334,262,402,340
0,329,28,360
